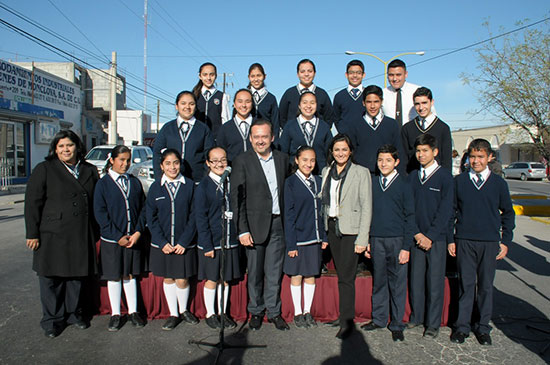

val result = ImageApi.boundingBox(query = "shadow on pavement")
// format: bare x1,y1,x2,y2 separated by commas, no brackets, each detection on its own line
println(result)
186,325,252,365
525,235,550,254
493,287,550,363
502,237,550,277
321,326,383,365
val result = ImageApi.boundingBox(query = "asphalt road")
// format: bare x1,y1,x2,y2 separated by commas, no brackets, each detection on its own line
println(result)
505,178,550,196
0,188,548,364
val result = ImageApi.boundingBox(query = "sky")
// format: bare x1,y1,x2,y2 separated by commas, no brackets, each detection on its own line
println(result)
1,0,549,131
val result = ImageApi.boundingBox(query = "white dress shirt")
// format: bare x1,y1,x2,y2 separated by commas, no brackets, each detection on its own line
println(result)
382,81,436,124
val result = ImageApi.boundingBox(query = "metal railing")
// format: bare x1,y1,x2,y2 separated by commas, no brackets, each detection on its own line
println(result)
0,157,13,190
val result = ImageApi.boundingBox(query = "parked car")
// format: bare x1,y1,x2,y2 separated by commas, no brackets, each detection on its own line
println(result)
85,145,153,176
128,160,154,195
503,162,546,181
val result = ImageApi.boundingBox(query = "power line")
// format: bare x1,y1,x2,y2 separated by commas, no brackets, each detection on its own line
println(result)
45,0,110,64
0,2,109,66
327,16,550,92
0,17,174,105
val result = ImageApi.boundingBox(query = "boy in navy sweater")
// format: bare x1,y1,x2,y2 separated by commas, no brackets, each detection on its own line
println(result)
361,144,415,342
449,139,515,346
401,87,452,174
340,85,405,175
407,134,454,339
333,60,366,130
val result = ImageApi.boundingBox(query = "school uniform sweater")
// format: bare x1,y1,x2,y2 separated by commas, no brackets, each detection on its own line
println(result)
252,90,280,137
401,117,452,174
454,171,515,245
278,118,332,172
153,119,215,182
283,173,327,251
146,179,196,249
370,173,415,250
279,85,334,128
409,166,454,242
216,117,253,163
194,175,238,252
196,89,225,138
94,174,146,243
333,87,365,130
340,114,405,174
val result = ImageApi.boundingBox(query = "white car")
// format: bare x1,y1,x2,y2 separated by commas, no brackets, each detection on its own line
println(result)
127,160,154,195
85,145,152,176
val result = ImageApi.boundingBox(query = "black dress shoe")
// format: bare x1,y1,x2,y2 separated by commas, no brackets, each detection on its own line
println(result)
180,311,199,325
392,330,405,342
249,314,263,331
294,314,309,329
336,325,354,340
303,313,317,327
222,314,237,329
129,312,146,328
360,321,383,331
205,315,221,329
162,316,182,330
324,319,340,327
268,315,290,331
423,327,439,338
450,331,469,344
108,315,121,332
71,318,89,330
44,328,59,338
474,331,492,345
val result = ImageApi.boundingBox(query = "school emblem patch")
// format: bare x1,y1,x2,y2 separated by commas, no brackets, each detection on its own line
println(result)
213,98,220,105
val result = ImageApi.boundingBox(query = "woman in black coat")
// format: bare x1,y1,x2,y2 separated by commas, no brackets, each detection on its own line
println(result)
24,130,100,338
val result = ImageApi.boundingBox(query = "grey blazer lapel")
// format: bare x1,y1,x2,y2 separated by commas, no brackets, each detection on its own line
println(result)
339,164,357,202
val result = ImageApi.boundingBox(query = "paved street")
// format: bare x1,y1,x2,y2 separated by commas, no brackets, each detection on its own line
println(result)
0,186,548,364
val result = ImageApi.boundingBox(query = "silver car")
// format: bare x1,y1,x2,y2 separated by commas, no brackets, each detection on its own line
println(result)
503,162,546,181
85,145,152,176
128,160,154,195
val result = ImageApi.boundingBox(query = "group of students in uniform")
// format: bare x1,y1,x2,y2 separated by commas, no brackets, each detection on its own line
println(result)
91,58,514,347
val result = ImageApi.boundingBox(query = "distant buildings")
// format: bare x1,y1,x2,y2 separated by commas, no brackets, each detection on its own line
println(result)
0,59,150,183
452,124,544,165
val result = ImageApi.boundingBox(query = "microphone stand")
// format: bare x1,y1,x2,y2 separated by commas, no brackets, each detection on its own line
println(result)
188,176,265,364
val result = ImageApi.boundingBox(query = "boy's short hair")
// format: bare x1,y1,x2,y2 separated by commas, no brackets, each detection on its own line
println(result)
387,59,406,70
414,133,437,149
413,86,433,101
468,138,493,155
363,85,383,101
377,144,399,161
346,59,365,72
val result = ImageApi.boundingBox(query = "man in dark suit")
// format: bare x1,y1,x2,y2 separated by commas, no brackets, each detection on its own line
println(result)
230,119,290,331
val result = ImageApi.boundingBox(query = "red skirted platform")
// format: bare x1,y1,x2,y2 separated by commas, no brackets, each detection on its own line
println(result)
93,273,453,326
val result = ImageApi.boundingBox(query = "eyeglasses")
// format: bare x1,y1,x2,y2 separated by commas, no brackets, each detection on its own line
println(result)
209,159,227,165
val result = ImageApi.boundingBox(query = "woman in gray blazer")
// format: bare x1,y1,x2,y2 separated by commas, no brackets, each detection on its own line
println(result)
321,133,372,339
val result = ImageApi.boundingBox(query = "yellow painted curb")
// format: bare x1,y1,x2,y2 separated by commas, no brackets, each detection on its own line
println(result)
531,217,550,225
513,204,550,217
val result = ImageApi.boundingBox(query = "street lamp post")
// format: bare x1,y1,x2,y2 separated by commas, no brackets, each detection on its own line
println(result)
345,50,425,88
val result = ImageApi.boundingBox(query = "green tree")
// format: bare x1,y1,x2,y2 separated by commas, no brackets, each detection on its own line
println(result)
462,21,550,162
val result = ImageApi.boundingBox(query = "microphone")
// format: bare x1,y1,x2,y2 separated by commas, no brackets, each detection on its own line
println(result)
219,166,232,185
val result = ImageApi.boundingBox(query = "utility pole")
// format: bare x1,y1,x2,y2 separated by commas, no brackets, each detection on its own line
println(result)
156,99,160,132
144,0,148,114
109,51,118,144
221,72,234,95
